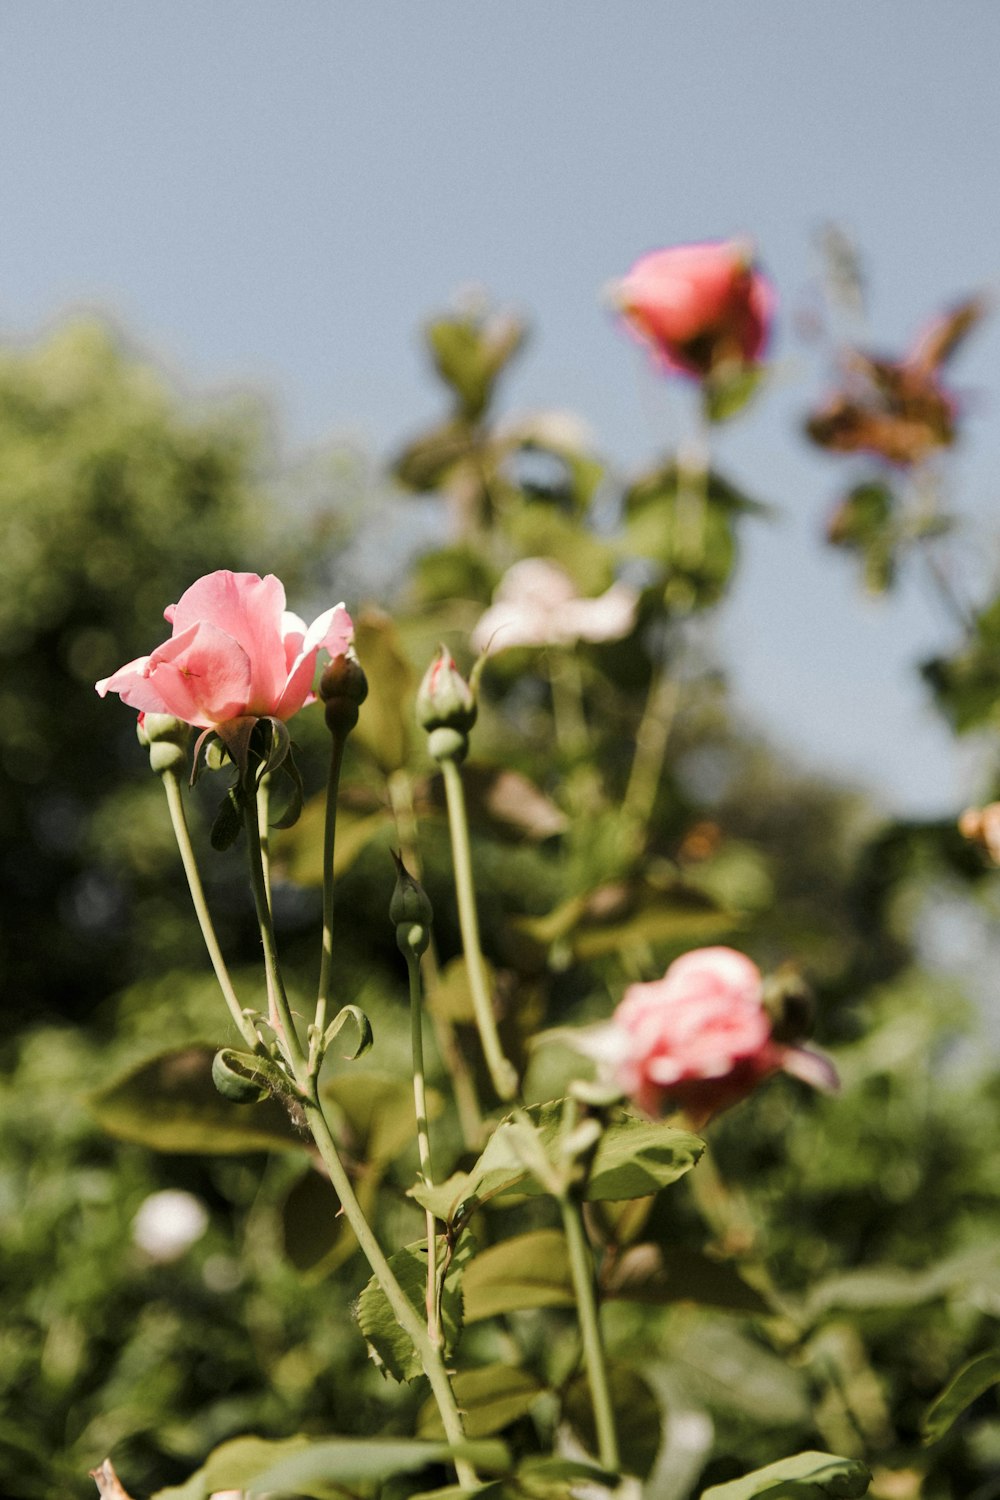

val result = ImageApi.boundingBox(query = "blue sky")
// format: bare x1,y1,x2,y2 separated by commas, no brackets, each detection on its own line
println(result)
3,2,1000,813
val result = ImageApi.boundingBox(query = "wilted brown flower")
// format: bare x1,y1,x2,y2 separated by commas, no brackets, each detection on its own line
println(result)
806,297,986,468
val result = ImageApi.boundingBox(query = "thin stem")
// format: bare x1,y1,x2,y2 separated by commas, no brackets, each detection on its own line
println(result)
621,411,710,850
256,777,272,907
388,768,483,1148
311,732,348,1070
243,794,307,1076
303,1100,476,1488
559,1193,620,1473
406,946,441,1346
161,770,257,1051
440,755,519,1102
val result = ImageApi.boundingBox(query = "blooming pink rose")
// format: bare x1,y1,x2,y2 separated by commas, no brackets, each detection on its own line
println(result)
587,946,835,1127
96,570,353,730
612,240,773,381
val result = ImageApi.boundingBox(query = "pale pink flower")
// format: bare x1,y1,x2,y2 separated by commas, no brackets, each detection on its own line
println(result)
585,946,836,1127
611,240,773,380
471,558,637,655
96,570,353,729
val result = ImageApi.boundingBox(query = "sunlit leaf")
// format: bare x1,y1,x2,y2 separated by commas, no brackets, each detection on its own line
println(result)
922,1351,1000,1444
353,609,414,772
698,1450,871,1500
463,1229,574,1321
153,1433,510,1500
418,1364,542,1438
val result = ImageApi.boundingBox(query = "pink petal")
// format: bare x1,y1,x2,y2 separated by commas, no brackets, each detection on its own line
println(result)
142,621,252,728
272,604,353,722
782,1046,840,1093
169,572,288,714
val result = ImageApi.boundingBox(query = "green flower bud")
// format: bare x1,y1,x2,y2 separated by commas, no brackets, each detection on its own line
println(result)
136,713,191,776
390,852,433,957
416,647,477,752
320,651,369,737
763,964,815,1044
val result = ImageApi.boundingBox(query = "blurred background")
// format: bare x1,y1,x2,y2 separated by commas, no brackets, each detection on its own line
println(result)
6,7,1000,1499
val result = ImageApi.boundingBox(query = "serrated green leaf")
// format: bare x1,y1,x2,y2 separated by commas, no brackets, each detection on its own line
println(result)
355,1234,473,1382
456,1103,702,1215
88,1045,305,1154
418,1364,543,1439
699,1451,871,1500
463,1229,574,1321
922,1350,1000,1443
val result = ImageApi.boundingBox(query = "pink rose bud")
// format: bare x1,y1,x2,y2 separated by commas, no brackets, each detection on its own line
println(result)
586,946,836,1127
96,570,353,731
611,240,773,381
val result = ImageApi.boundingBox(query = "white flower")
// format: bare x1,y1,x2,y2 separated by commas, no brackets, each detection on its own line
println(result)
472,558,637,655
132,1189,209,1262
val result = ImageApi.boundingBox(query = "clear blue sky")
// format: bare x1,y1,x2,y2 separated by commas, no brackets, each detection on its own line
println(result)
3,1,1000,813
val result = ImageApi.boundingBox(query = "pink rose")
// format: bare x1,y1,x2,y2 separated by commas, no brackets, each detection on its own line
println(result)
96,570,353,730
612,240,773,381
588,946,836,1127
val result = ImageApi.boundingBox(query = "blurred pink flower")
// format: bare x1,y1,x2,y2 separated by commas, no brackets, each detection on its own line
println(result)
585,946,835,1127
97,570,353,729
611,240,773,380
471,558,637,655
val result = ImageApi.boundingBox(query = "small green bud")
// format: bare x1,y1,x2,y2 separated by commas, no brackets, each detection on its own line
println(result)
319,651,369,736
416,646,477,751
763,964,815,1044
211,1049,268,1103
390,852,433,957
137,713,191,776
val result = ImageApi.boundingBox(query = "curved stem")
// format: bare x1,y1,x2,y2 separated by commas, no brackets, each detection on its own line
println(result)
440,755,519,1102
243,795,306,1076
406,946,441,1345
311,732,347,1071
256,777,272,907
161,770,257,1051
303,1100,475,1487
559,1193,620,1473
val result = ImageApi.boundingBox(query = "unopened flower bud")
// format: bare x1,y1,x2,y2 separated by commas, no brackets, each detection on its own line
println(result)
416,647,477,762
137,713,191,776
319,651,369,737
390,851,433,957
762,965,815,1045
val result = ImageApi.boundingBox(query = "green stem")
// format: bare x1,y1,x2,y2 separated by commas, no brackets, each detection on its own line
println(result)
439,755,519,1102
256,777,272,907
621,412,710,849
559,1193,620,1473
406,945,441,1345
387,768,483,1148
243,794,306,1076
311,731,347,1071
161,770,257,1051
303,1099,476,1487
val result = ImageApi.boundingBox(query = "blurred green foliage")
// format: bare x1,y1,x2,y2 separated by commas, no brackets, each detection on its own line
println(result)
5,302,1000,1500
